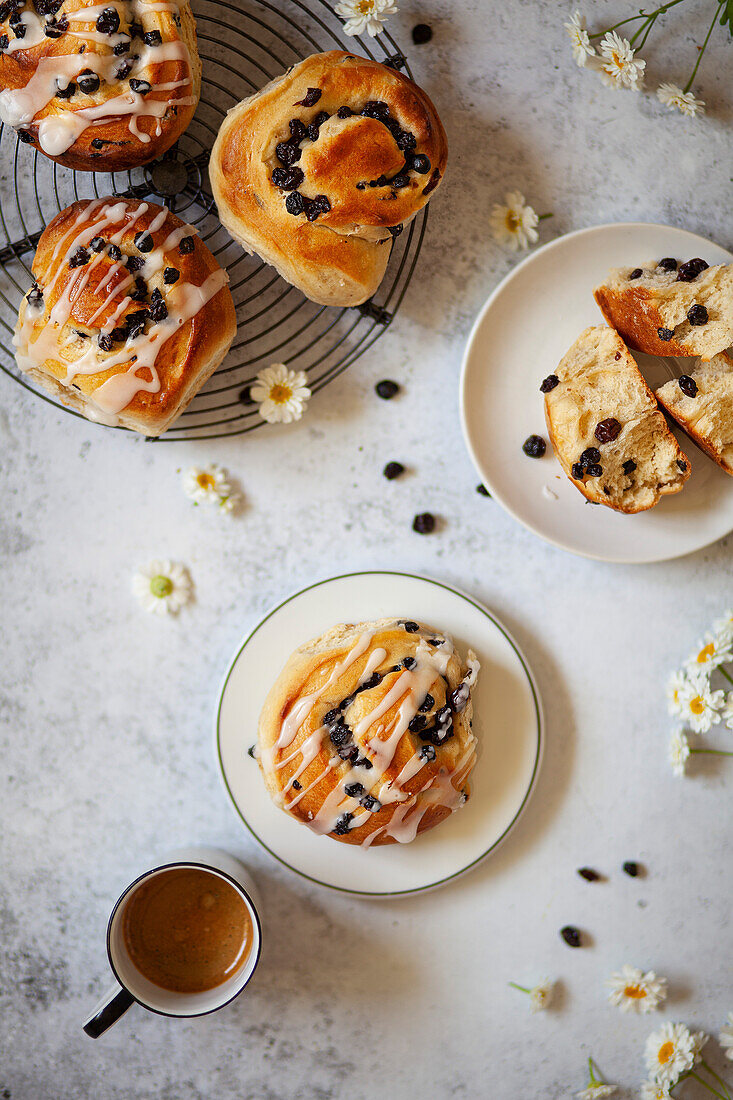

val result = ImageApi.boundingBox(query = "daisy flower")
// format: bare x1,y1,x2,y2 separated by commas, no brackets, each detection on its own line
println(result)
668,730,690,777
598,31,646,90
719,1012,733,1060
666,669,691,719
644,1023,702,1087
656,83,705,117
508,978,553,1012
640,1084,671,1100
713,610,733,647
334,0,397,37
677,679,725,734
607,966,667,1014
132,560,192,616
250,363,311,424
490,191,539,252
565,11,595,66
684,630,732,676
576,1058,617,1099
183,464,231,505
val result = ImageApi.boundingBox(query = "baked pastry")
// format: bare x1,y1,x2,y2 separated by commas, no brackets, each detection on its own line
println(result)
0,0,200,171
543,326,690,513
15,196,236,435
209,50,448,307
594,257,733,359
656,353,733,476
257,619,479,847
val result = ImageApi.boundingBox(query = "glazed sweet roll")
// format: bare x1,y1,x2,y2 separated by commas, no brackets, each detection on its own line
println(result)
0,0,201,171
256,619,479,847
15,196,236,435
210,50,448,307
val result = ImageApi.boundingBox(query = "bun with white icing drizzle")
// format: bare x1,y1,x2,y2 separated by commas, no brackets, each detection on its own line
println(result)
15,196,236,435
209,50,448,307
0,0,200,171
256,619,479,847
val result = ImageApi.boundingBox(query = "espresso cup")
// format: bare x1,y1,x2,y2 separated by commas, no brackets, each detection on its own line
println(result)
83,846,262,1037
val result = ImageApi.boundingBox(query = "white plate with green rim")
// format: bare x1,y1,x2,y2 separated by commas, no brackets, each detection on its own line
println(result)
460,223,733,563
216,571,542,896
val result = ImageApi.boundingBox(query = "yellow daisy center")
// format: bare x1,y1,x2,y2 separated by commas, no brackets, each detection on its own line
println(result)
505,211,521,232
356,0,375,12
696,643,715,663
623,984,647,999
196,472,216,490
270,383,293,405
610,51,624,70
658,1040,675,1064
150,575,173,598
689,696,705,716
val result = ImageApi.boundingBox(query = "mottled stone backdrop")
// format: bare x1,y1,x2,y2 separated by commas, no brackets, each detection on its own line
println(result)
1,1,732,1097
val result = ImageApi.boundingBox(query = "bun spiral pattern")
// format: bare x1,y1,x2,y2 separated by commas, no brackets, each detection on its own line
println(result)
15,196,236,435
0,0,200,171
210,50,448,307
257,619,479,847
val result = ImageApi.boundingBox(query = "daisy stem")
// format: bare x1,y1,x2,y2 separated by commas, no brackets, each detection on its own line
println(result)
683,0,725,92
701,1061,733,1099
690,1070,729,1099
719,666,733,687
588,0,689,39
538,213,554,221
690,748,733,756
507,981,530,994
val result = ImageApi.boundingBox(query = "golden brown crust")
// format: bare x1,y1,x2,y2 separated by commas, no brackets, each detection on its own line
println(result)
594,285,694,357
656,354,733,477
257,619,477,847
0,0,200,171
15,196,236,435
210,50,448,307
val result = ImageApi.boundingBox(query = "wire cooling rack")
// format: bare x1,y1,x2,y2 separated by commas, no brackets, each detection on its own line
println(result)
0,0,426,439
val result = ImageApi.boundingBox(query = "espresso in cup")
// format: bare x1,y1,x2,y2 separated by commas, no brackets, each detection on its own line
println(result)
122,867,253,994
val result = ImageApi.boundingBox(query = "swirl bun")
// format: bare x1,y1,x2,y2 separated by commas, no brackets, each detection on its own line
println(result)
257,619,479,847
210,50,448,307
0,0,200,171
15,196,236,434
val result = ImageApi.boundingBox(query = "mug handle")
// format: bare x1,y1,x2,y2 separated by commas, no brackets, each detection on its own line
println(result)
83,982,134,1038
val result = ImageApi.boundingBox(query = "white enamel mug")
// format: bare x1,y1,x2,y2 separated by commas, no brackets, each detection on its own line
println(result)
83,847,262,1037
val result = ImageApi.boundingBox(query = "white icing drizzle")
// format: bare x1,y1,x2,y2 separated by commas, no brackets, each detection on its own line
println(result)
14,197,229,421
265,624,480,846
0,0,194,155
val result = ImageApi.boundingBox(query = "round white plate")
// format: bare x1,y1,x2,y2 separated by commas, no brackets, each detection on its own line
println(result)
460,223,733,563
216,572,542,896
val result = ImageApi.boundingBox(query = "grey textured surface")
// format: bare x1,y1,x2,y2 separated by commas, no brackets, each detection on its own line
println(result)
2,1,733,1097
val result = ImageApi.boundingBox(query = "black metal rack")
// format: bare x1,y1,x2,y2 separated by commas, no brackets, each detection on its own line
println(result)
0,0,426,439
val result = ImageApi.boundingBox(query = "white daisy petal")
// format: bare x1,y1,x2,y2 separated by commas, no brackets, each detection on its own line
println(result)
132,560,193,616
640,1083,672,1100
251,363,311,424
490,190,541,252
183,464,233,507
684,630,732,676
597,31,645,90
644,1023,703,1088
719,1012,733,1060
656,83,705,117
565,10,596,66
529,978,553,1012
607,965,667,1013
576,1085,617,1099
668,730,690,777
677,679,725,734
334,0,397,37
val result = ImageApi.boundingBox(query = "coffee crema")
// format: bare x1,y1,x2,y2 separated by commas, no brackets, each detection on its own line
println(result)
122,868,253,994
